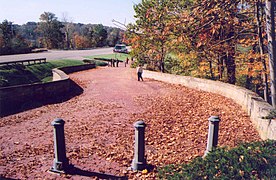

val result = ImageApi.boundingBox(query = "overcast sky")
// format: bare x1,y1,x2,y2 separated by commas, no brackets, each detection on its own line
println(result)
0,0,140,27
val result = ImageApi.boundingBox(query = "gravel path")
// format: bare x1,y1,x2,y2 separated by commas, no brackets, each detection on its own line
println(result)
0,63,261,179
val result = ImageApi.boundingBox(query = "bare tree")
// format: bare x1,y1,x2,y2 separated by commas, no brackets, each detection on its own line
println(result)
61,12,75,49
265,0,276,107
256,0,269,102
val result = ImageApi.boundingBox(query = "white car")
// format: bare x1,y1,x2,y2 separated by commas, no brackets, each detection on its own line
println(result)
113,44,128,53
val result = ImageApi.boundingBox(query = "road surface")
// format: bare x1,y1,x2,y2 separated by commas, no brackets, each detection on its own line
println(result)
0,47,114,62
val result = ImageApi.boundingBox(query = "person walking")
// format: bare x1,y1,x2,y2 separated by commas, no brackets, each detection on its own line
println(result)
136,64,144,81
116,59,119,67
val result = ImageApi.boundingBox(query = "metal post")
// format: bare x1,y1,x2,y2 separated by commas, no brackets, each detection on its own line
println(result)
131,120,147,171
204,116,220,157
50,118,69,173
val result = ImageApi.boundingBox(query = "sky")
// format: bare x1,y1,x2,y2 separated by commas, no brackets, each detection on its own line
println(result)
0,0,141,27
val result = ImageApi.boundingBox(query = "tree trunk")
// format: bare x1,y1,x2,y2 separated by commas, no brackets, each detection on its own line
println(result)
257,0,269,102
246,58,254,90
225,53,236,84
218,55,224,80
209,60,214,79
265,0,276,107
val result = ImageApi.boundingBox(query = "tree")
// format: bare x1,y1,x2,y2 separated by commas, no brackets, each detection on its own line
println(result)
125,0,181,72
256,0,269,101
19,22,39,48
0,20,14,49
73,34,90,49
37,12,64,49
61,13,75,49
106,28,122,47
0,20,31,55
182,0,247,84
265,0,276,107
88,24,108,47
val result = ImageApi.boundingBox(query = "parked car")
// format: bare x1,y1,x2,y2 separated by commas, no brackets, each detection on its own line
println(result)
113,44,128,53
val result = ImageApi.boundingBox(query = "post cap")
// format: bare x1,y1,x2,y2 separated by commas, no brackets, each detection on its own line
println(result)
51,118,65,126
208,116,220,122
134,120,146,128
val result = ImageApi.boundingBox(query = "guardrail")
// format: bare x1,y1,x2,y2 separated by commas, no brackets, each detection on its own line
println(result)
0,58,46,66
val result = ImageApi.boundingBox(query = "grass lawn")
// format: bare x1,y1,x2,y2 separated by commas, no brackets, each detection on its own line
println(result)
85,53,131,61
0,59,84,87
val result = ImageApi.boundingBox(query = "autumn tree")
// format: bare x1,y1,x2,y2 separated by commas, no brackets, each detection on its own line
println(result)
126,0,185,72
37,12,64,49
73,34,90,49
182,0,250,84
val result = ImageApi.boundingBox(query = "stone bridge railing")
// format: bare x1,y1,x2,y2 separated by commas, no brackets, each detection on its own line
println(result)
143,70,276,140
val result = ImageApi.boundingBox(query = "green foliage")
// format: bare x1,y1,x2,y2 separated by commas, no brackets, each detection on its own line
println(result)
37,12,65,49
158,140,276,179
125,0,188,72
0,20,31,55
83,59,108,66
0,59,84,87
164,54,199,76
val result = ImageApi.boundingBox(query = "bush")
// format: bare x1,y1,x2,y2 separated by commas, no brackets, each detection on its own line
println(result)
83,59,108,66
158,140,276,179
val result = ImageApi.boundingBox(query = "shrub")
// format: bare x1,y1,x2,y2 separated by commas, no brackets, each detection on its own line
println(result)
158,140,276,179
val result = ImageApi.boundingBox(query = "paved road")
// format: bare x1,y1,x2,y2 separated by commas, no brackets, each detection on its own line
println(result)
0,47,114,62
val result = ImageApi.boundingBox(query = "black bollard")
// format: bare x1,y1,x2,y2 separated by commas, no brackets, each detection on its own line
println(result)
131,120,147,171
50,118,69,173
204,116,220,157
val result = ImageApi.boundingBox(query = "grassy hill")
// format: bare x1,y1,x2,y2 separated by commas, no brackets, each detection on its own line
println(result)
0,59,84,87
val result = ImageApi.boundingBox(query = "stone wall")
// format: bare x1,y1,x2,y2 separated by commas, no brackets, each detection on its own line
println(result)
0,64,95,116
143,70,276,140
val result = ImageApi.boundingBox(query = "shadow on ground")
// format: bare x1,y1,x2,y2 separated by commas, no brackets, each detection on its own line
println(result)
0,80,83,117
67,166,128,179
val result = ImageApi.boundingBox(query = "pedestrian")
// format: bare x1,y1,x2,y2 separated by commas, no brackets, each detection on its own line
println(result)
126,57,129,64
136,64,143,81
116,59,119,67
112,59,116,67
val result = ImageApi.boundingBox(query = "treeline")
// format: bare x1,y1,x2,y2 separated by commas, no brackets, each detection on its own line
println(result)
0,12,124,55
125,0,272,101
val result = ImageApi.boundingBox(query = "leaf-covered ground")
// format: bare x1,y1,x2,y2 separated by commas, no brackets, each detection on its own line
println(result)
0,64,261,179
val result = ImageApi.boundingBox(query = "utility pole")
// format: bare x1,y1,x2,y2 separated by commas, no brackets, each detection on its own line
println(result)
265,0,276,107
